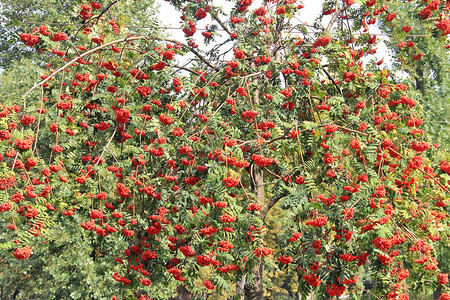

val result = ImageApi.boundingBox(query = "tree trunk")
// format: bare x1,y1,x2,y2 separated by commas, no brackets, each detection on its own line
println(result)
236,274,246,300
244,257,264,300
170,285,192,300
244,165,265,299
434,286,442,300
242,64,267,300
415,66,425,93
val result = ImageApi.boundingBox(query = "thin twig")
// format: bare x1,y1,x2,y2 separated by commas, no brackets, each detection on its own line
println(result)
322,67,343,96
33,86,45,153
94,128,118,167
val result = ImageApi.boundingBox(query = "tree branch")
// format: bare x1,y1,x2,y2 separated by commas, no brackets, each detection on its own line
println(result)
321,66,343,96
157,38,219,71
168,64,199,75
325,5,345,33
262,192,288,221
210,11,232,36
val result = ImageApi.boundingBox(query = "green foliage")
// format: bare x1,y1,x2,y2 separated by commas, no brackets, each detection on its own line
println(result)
0,214,128,299
378,1,450,149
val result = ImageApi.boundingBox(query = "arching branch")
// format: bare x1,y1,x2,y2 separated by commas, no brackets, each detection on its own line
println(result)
23,36,144,98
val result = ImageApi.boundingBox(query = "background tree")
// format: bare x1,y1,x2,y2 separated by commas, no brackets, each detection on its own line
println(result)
377,1,450,149
377,4,450,298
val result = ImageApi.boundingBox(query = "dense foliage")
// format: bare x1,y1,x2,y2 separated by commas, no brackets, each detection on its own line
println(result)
377,1,450,150
0,0,449,299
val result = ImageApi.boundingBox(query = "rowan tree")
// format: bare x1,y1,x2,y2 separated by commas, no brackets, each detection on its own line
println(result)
0,0,449,299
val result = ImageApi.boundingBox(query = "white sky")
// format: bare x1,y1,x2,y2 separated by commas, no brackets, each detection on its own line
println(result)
155,0,325,43
155,0,391,66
